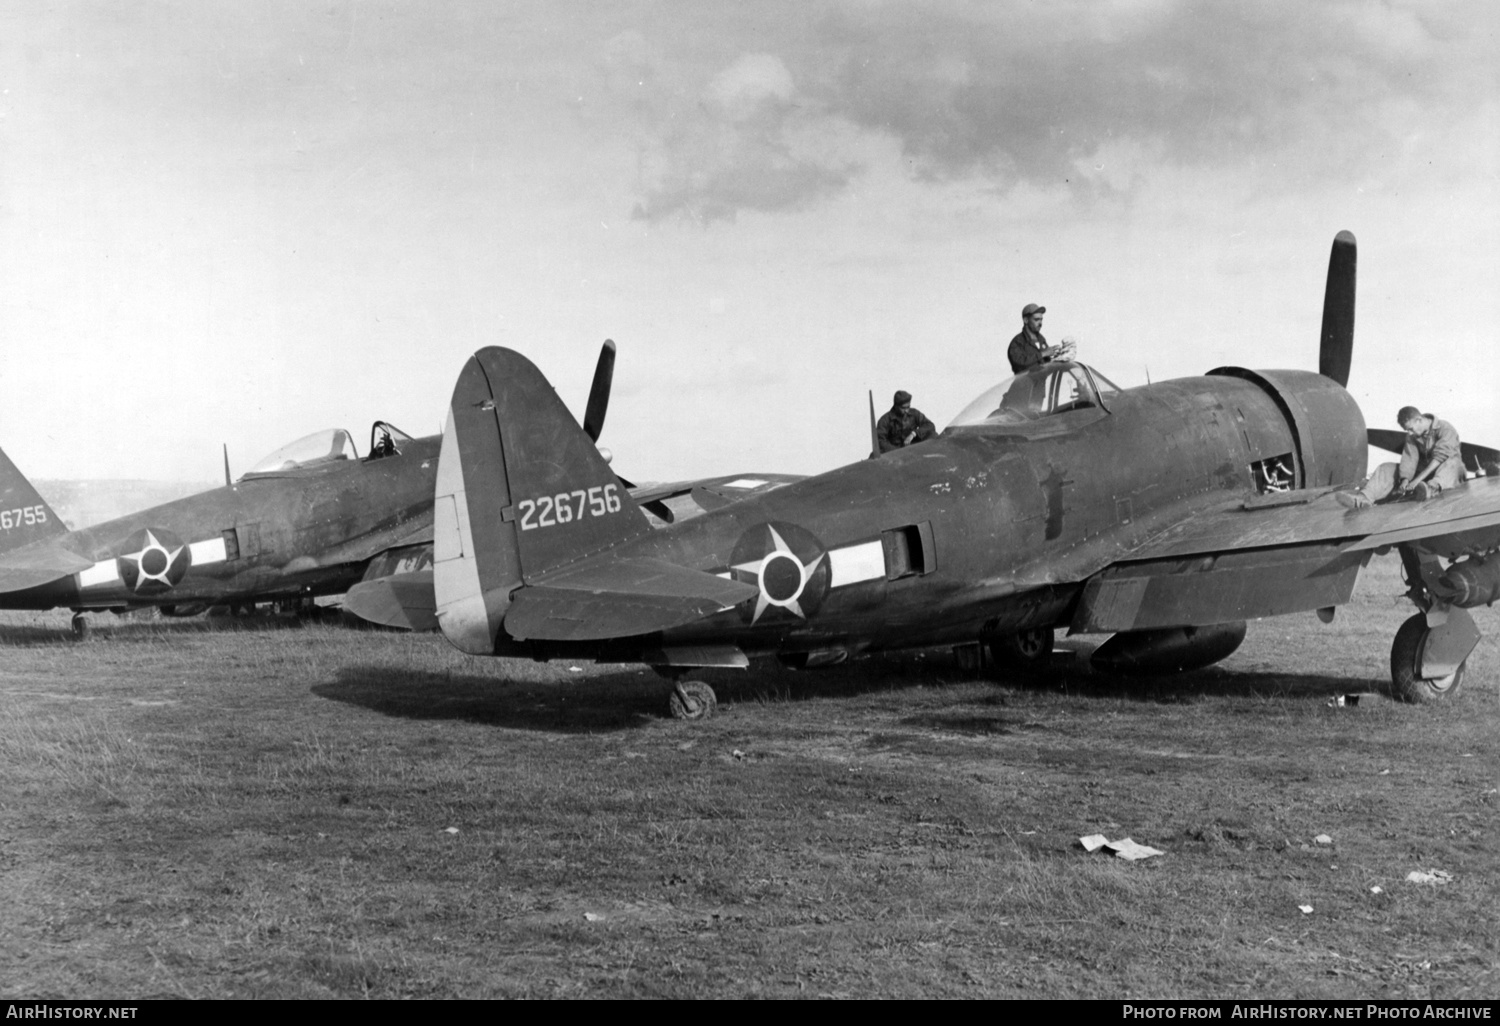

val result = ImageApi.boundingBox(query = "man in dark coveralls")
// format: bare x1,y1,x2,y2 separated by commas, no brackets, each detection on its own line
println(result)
876,390,936,454
1007,303,1074,374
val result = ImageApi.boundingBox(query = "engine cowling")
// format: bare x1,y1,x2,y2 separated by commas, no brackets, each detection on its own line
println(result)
1208,368,1367,489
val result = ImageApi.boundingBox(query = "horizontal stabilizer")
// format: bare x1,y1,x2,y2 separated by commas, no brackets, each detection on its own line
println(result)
504,556,757,641
0,537,94,593
344,570,437,632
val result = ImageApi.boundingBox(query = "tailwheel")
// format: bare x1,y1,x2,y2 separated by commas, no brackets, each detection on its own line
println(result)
1389,613,1467,703
669,680,718,721
70,613,89,639
988,627,1055,671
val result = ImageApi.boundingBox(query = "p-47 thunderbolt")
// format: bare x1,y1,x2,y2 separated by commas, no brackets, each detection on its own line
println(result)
0,341,798,633
0,419,441,632
400,232,1500,717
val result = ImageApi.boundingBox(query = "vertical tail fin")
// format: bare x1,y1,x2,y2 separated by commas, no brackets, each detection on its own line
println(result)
0,446,69,555
433,347,654,653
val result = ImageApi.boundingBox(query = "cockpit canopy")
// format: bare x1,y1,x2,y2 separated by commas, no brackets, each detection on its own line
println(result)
245,429,359,476
242,422,416,477
946,362,1122,429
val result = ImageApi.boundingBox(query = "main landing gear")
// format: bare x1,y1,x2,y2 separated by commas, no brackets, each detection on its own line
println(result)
987,626,1055,672
652,667,718,721
1387,544,1487,703
669,681,718,721
70,612,88,639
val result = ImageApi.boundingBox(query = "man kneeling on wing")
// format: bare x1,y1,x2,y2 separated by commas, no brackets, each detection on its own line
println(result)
1338,406,1462,510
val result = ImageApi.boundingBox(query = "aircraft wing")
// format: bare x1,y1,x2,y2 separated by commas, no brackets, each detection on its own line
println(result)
630,473,805,512
344,570,437,632
1114,478,1500,561
0,537,94,593
310,518,434,569
1066,478,1500,633
504,556,758,641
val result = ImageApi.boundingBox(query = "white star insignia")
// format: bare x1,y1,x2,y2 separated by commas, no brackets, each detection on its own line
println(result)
732,525,825,623
119,530,186,592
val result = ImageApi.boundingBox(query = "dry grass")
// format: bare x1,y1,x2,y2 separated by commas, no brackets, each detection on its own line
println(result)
0,556,1496,998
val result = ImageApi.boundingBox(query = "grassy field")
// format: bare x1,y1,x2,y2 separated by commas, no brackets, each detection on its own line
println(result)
1,556,1495,999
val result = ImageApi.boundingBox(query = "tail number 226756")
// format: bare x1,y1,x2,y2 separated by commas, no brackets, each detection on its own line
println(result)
517,484,621,531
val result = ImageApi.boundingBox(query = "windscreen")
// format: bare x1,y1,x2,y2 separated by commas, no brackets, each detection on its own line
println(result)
946,363,1120,429
246,429,358,474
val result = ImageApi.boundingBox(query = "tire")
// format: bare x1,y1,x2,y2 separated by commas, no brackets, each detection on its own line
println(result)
1390,613,1466,703
988,627,1055,671
669,681,718,721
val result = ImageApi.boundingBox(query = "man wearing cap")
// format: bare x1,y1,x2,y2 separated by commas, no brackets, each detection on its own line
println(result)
876,390,937,454
1008,303,1074,374
1336,407,1463,509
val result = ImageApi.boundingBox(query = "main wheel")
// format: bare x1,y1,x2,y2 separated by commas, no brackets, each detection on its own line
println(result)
669,681,718,721
988,627,1055,670
70,613,89,639
1390,613,1466,703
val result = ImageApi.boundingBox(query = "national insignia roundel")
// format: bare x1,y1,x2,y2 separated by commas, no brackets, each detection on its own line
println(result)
116,528,192,594
728,521,830,625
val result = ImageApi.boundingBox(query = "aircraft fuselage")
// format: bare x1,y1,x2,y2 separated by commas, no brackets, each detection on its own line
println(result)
1,436,440,613
499,367,1367,662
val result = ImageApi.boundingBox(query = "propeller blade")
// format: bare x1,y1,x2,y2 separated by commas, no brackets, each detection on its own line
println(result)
868,390,878,459
1319,230,1356,387
583,339,616,442
223,443,232,486
1367,428,1405,455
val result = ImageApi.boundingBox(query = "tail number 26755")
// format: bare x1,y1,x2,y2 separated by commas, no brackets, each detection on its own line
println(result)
1,505,48,530
518,484,621,531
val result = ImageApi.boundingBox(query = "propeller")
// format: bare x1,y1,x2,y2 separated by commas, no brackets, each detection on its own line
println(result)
579,339,675,521
582,339,616,442
223,444,232,486
1318,230,1356,387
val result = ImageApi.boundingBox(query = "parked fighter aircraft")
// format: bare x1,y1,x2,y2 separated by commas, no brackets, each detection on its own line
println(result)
0,342,801,634
0,418,441,633
381,232,1500,718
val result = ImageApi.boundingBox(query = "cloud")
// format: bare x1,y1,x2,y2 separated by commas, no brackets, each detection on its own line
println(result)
619,51,857,223
606,0,1498,221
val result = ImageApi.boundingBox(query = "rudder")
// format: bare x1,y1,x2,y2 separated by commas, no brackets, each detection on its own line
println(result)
433,346,654,653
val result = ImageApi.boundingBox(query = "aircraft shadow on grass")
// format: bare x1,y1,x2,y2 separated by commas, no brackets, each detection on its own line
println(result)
315,656,989,734
316,666,707,733
0,609,352,647
316,650,1372,736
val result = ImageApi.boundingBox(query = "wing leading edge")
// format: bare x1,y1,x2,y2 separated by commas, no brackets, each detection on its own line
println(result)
1070,479,1500,633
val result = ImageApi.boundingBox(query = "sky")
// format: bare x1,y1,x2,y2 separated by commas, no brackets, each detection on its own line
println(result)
1,0,1496,484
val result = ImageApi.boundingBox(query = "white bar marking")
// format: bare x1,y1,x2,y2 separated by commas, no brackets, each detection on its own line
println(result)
190,537,227,565
721,478,769,489
79,560,120,588
828,541,886,588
